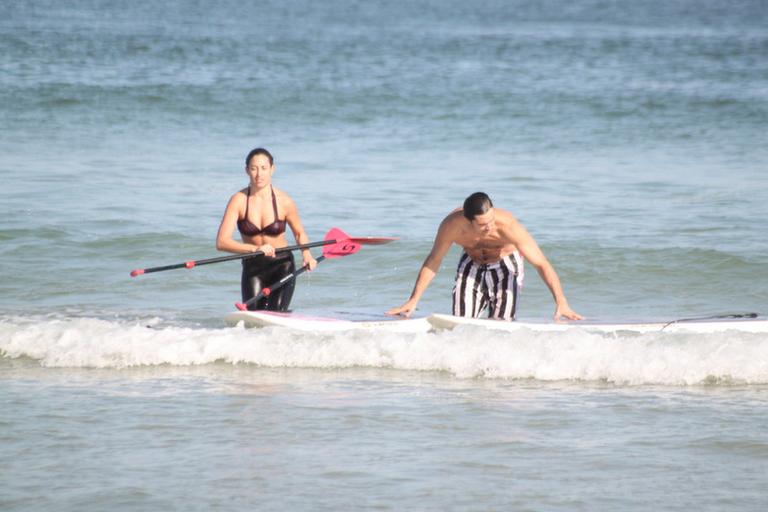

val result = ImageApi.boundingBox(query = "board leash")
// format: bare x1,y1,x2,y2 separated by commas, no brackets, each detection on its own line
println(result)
661,312,759,330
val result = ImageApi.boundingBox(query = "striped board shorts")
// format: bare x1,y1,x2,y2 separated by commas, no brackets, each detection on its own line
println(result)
452,251,524,320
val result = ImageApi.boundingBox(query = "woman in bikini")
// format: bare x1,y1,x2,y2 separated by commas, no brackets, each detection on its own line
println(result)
216,147,317,311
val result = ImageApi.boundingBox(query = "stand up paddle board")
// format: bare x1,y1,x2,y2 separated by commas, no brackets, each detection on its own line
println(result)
427,313,768,333
225,310,430,333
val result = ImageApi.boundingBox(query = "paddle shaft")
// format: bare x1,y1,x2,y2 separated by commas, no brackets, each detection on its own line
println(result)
132,239,336,276
245,255,327,307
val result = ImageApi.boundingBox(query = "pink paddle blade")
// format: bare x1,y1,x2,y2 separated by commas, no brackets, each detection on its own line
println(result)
348,236,398,245
323,227,396,246
323,227,359,258
323,240,361,259
324,227,350,243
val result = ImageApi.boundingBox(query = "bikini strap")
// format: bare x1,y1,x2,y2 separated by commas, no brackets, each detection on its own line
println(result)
243,186,251,217
271,186,279,218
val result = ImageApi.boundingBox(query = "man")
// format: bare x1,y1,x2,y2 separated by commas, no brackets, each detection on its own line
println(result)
387,192,582,321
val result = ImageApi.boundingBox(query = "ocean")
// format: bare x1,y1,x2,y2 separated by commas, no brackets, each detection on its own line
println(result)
1,0,767,510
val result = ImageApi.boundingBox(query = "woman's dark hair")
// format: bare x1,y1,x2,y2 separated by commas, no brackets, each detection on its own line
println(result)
463,192,493,220
245,147,274,167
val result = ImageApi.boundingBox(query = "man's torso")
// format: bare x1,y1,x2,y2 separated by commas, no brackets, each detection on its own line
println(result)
447,211,519,264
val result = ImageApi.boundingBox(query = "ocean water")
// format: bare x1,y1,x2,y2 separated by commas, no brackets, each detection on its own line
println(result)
2,0,768,510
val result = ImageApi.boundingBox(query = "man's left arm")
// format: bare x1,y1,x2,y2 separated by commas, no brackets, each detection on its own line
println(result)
508,223,583,321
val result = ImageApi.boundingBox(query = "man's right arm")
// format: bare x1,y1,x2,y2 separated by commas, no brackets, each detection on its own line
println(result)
386,217,456,317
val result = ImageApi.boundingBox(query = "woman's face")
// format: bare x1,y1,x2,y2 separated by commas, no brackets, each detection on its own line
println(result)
245,154,274,188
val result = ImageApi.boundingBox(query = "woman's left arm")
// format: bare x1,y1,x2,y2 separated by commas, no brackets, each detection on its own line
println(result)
283,192,318,270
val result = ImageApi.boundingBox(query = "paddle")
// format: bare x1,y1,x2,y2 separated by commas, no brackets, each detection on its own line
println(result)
235,234,361,311
130,227,395,277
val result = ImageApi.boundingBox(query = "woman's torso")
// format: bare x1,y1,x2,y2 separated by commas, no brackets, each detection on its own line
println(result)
237,186,288,246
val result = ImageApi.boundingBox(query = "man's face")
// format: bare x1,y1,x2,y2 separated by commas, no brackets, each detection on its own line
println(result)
471,208,496,235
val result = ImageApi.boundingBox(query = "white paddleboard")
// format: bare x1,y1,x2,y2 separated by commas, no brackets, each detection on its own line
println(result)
427,313,768,334
225,310,430,333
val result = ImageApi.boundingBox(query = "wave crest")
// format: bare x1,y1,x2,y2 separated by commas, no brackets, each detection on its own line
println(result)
2,316,767,385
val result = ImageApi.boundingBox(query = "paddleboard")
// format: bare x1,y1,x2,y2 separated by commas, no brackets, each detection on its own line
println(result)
225,310,431,333
427,313,768,334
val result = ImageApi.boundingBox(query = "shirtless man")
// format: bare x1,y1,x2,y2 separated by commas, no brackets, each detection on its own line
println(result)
387,192,582,321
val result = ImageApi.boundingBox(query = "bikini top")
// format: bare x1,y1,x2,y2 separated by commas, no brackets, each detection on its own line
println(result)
237,186,287,237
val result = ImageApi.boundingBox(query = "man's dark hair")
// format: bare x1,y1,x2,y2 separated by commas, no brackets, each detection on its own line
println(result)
463,192,493,220
245,147,274,167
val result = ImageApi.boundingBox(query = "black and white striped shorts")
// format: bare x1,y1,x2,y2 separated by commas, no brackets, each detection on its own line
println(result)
452,251,524,320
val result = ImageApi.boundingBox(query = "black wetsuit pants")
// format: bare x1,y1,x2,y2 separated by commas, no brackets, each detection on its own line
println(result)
241,253,296,311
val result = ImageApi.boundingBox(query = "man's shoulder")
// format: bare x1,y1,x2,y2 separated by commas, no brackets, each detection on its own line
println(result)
435,210,467,238
441,209,466,227
494,208,520,226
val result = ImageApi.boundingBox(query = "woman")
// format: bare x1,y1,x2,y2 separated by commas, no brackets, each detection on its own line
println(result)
216,147,317,311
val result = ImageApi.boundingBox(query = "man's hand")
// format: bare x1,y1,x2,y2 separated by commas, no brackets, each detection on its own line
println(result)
554,303,583,321
386,299,418,317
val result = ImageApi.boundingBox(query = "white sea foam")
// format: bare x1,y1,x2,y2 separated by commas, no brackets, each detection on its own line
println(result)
1,315,767,385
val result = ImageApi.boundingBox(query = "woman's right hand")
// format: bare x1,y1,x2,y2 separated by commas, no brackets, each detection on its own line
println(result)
255,243,276,257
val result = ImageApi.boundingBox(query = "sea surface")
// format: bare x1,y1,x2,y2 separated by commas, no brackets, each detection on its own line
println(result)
2,1,768,510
